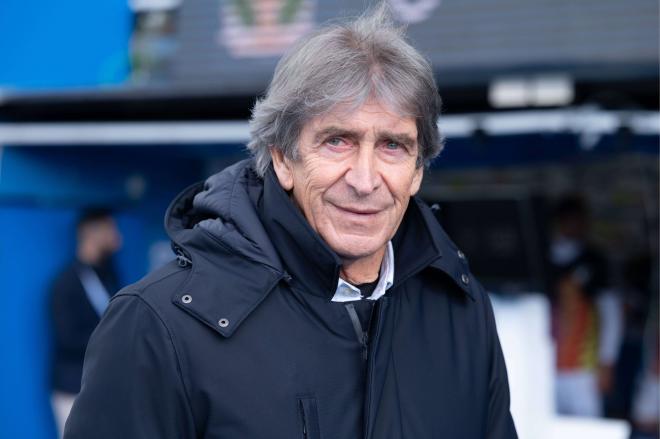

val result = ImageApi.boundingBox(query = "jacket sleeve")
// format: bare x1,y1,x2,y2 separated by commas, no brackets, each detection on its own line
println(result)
483,292,518,439
64,292,197,439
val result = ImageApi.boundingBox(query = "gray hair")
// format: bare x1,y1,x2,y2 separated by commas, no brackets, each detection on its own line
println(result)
247,3,443,177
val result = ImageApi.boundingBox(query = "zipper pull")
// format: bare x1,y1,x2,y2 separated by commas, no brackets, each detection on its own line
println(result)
344,303,369,361
299,399,308,438
174,247,192,267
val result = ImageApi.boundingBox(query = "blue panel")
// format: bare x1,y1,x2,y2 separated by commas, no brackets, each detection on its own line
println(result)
115,210,149,285
0,207,75,439
0,0,130,89
0,145,203,204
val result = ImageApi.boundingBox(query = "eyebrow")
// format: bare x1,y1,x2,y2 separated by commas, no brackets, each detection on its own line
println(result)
313,126,359,144
313,126,417,149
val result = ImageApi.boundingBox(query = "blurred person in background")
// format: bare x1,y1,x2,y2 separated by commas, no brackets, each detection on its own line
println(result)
62,5,517,439
607,250,656,422
50,208,122,438
548,194,623,418
629,290,659,439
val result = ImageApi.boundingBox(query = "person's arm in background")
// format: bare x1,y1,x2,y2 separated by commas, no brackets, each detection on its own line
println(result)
595,289,623,394
64,292,197,439
579,248,623,396
631,292,659,434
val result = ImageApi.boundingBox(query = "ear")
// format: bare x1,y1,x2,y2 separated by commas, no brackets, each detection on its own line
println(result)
270,147,294,191
409,165,424,196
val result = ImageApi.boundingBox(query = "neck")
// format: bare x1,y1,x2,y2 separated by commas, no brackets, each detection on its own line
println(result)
339,246,386,285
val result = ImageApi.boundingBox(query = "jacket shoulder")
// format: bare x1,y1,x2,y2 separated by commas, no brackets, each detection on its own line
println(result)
65,274,198,438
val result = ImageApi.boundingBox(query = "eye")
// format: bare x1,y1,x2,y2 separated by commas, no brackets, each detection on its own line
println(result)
324,137,351,150
384,141,402,150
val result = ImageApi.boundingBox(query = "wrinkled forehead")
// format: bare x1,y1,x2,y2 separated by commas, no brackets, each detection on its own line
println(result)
304,98,418,133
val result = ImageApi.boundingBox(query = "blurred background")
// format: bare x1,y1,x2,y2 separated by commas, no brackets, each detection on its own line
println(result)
0,0,658,438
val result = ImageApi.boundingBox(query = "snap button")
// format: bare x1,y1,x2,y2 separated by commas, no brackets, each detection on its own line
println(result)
457,250,465,259
461,274,470,285
218,318,229,328
181,294,192,304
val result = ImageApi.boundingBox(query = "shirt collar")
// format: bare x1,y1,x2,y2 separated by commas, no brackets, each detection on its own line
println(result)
332,241,394,302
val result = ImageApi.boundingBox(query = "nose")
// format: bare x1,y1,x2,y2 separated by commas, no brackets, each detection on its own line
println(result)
344,147,381,196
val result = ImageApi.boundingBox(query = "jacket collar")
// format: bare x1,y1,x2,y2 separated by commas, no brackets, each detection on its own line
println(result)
258,166,475,301
165,161,288,338
171,230,284,338
415,197,476,301
165,160,475,338
259,167,342,300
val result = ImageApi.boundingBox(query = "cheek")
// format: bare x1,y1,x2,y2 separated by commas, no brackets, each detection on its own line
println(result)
290,160,340,213
383,166,420,201
300,155,346,189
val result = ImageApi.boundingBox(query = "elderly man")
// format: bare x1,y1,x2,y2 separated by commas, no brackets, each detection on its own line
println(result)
65,6,517,439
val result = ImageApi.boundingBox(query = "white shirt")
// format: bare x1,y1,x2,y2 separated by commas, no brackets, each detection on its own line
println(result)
331,241,394,302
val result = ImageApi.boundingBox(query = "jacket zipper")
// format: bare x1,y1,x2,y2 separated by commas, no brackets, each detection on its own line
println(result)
363,299,385,439
344,303,370,360
299,399,308,439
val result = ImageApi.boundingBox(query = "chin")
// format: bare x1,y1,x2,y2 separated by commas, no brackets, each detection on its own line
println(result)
327,236,387,260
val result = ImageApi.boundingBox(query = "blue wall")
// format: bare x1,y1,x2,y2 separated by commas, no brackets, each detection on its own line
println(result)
1,208,75,439
0,0,130,89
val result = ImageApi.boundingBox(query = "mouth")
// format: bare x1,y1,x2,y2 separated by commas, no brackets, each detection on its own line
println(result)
331,204,383,216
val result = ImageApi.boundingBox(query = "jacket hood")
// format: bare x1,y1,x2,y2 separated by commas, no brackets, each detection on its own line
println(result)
163,160,289,338
164,159,282,272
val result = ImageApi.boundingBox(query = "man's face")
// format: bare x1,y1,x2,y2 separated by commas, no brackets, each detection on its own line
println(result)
271,100,423,260
84,218,123,260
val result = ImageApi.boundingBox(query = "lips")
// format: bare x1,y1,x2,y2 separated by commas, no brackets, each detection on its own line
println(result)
332,204,383,215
